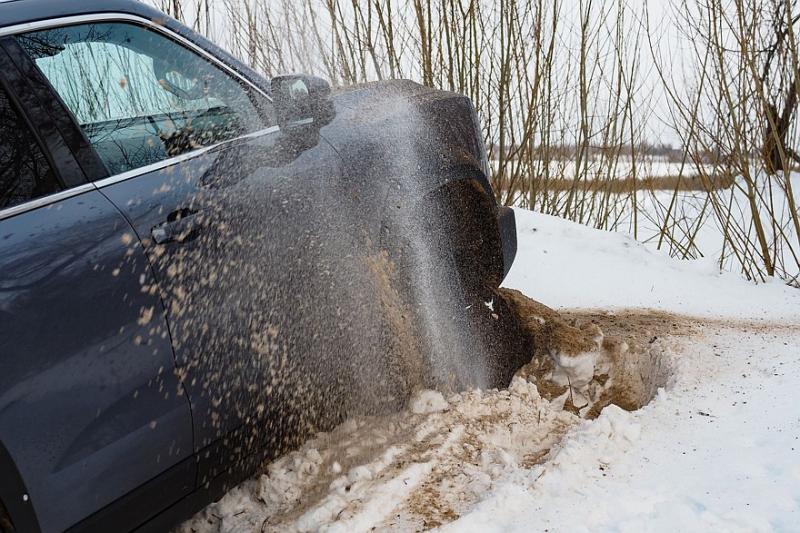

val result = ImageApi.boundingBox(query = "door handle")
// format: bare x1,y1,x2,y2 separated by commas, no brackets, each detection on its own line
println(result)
151,209,203,244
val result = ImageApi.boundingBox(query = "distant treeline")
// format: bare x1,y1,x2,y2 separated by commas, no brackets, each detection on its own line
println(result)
487,143,763,165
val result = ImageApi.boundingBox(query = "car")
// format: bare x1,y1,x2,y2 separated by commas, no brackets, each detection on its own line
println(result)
0,1,524,531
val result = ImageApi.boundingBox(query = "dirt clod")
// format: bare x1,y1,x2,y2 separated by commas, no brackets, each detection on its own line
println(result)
496,288,686,417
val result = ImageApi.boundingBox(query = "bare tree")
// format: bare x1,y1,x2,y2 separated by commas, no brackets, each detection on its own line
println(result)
148,0,800,285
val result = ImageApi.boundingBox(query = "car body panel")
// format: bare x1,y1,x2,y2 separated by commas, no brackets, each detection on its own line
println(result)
97,126,403,481
0,189,193,533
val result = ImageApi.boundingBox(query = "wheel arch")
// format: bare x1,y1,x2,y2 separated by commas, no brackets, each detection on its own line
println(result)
433,164,507,290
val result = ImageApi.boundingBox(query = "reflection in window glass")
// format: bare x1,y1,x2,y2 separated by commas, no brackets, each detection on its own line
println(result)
0,85,60,210
19,23,270,175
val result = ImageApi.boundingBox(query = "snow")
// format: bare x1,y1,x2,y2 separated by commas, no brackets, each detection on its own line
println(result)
408,390,450,414
448,209,800,533
504,208,799,321
509,171,800,284
178,207,800,533
443,326,800,533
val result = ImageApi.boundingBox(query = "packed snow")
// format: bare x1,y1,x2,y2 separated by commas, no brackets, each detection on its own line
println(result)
178,207,800,533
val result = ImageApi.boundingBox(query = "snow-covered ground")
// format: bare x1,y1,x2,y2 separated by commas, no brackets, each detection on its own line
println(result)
505,208,798,321
448,210,800,533
510,172,800,284
449,324,800,533
178,208,800,533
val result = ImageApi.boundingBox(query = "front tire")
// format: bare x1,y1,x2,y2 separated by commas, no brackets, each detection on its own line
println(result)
440,181,531,389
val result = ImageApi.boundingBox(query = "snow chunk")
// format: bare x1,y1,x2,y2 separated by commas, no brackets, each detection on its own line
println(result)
408,389,449,414
529,405,641,493
550,347,602,391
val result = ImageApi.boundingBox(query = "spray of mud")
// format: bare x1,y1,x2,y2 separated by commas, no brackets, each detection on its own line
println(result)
117,83,519,481
361,87,496,393
175,291,686,532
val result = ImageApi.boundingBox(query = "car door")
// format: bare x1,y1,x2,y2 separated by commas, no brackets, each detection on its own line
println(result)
0,45,193,533
10,17,330,485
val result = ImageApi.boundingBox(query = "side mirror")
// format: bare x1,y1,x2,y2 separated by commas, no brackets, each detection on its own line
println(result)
271,74,335,135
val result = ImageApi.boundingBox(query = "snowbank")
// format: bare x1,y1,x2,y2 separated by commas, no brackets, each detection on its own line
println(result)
503,208,799,321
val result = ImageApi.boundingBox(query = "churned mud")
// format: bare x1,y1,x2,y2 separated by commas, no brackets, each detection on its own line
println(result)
498,288,687,418
178,289,700,533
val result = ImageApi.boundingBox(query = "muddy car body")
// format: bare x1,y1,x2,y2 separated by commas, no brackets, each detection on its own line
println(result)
0,1,521,531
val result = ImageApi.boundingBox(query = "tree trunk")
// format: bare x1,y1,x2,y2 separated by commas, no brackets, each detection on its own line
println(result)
763,73,800,174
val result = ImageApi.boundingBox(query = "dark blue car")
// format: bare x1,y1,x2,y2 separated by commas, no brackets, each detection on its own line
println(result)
0,1,522,531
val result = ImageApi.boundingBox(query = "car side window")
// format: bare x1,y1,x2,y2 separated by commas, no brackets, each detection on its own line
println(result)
0,84,60,210
18,22,273,176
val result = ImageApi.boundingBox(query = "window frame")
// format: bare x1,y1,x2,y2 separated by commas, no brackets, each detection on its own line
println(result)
0,13,278,197
0,46,92,221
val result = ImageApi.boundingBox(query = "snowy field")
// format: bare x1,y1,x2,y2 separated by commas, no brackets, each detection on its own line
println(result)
511,172,800,284
178,207,800,533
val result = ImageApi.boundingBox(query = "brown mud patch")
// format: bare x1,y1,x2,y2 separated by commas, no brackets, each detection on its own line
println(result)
498,288,687,418
364,250,427,398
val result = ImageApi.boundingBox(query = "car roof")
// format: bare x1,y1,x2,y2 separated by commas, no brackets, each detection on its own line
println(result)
0,0,165,31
